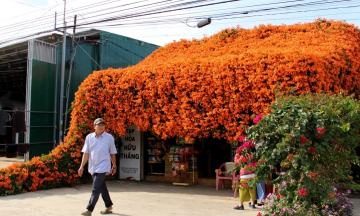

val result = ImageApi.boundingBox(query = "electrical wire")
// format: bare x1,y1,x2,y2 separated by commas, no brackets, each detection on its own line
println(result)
8,0,48,10
0,0,234,33
75,0,353,29
61,0,358,28
215,3,360,20
0,0,353,33
0,0,191,31
73,4,360,30
74,2,359,28
0,0,358,46
3,3,60,42
0,0,232,40
73,39,102,69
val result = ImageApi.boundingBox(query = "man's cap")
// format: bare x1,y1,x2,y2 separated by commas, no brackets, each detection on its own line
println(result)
94,118,105,125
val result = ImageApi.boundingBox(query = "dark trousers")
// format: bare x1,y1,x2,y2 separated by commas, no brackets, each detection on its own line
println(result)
86,173,113,212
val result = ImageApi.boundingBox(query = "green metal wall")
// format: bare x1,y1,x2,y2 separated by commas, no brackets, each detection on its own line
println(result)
29,59,56,158
100,30,160,69
55,39,100,143
55,32,159,143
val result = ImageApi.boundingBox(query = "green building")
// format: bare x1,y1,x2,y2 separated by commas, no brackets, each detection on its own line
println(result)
0,29,159,160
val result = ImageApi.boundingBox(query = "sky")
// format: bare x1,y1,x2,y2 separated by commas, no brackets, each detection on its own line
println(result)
0,0,359,47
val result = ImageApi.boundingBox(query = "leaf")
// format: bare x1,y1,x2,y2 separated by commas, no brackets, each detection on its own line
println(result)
341,123,351,132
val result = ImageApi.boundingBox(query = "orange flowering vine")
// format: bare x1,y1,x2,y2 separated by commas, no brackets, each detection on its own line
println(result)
0,19,360,195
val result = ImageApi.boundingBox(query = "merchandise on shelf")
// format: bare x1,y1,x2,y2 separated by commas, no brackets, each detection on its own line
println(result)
180,162,188,171
174,146,180,154
184,146,193,154
169,146,176,154
173,155,183,163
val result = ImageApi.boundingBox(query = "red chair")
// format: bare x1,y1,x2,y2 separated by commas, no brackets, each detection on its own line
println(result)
216,162,236,190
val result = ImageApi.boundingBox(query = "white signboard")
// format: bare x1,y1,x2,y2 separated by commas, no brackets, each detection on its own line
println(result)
119,125,141,181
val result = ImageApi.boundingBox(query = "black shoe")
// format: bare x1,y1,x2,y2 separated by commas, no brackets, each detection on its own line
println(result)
249,200,257,205
234,205,244,210
249,204,256,209
257,202,264,206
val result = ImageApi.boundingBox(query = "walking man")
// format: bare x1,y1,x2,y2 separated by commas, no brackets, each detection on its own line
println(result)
78,118,117,215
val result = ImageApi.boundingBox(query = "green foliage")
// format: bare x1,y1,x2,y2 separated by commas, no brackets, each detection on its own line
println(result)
233,93,360,215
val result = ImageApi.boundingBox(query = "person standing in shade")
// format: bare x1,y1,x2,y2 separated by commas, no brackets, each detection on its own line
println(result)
233,164,257,210
255,139,266,206
78,118,117,216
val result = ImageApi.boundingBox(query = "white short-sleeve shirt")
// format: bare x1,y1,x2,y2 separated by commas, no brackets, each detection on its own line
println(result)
82,131,117,175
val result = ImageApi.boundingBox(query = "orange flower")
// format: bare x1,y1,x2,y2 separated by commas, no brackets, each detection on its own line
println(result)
1,19,360,196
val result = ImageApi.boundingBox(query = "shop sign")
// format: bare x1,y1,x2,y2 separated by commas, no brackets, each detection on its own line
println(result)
119,125,141,181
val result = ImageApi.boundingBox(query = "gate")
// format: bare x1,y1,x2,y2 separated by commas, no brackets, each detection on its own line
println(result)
26,39,58,159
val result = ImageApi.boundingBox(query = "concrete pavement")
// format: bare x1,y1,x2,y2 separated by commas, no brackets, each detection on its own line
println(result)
1,180,360,216
0,156,24,169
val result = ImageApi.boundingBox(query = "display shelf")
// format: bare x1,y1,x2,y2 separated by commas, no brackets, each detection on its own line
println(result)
148,146,163,149
173,182,191,186
148,161,162,164
148,172,164,175
169,137,196,186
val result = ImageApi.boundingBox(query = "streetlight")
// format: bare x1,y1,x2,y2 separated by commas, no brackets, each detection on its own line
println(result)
197,18,211,28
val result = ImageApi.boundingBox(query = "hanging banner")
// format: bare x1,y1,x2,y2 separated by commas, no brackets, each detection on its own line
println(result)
119,125,141,181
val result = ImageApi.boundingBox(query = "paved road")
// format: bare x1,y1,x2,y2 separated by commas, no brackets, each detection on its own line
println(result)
0,156,24,169
0,180,360,216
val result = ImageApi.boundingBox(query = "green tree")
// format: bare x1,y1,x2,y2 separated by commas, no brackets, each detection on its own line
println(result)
233,93,360,215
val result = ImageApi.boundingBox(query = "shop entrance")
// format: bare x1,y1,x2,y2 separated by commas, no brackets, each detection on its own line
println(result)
143,131,236,185
200,137,235,178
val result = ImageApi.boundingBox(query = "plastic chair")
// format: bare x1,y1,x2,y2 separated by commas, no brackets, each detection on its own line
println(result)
216,162,236,190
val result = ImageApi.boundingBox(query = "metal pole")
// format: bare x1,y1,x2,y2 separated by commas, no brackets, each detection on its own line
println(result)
54,12,57,30
64,15,77,138
53,45,59,147
59,0,66,143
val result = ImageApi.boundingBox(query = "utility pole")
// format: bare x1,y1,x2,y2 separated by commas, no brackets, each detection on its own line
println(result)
54,12,57,30
64,14,77,138
59,0,66,143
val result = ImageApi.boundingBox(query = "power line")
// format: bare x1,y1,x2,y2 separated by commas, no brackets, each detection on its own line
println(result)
8,0,47,9
0,0,198,41
61,0,354,27
0,29,55,46
3,0,81,21
2,3,60,42
72,4,360,30
0,0,123,31
73,39,103,70
0,0,234,39
73,0,300,27
73,0,216,24
0,0,358,46
67,2,95,29
0,0,186,31
61,0,243,28
0,0,352,34
215,3,360,20
74,0,354,28
106,39,146,60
